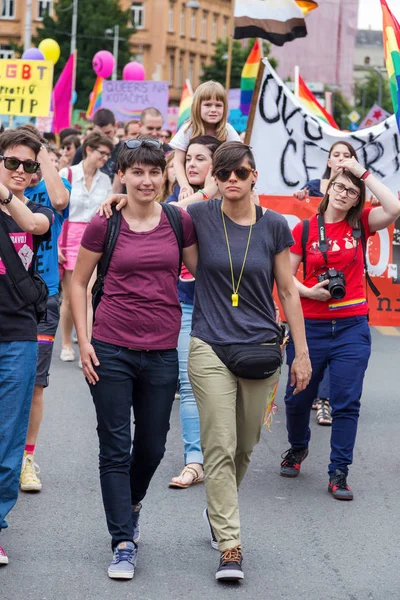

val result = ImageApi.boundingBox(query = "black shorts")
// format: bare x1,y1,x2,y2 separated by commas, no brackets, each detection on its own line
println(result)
35,294,60,388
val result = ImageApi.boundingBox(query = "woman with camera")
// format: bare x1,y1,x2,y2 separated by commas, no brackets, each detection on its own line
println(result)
281,156,400,500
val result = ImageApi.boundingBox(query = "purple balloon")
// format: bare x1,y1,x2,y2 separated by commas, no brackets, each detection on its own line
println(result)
92,50,115,79
22,48,45,60
123,61,145,81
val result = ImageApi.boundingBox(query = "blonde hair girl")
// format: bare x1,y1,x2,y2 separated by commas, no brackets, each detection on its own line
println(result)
170,81,241,201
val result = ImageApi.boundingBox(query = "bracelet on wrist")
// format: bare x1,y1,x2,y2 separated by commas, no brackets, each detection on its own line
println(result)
360,170,371,181
198,189,210,200
0,189,13,205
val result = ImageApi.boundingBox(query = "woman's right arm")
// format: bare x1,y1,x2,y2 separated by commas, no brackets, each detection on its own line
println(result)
291,252,330,300
70,247,102,384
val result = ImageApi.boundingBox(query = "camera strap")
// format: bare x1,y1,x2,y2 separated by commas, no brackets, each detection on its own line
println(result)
317,214,329,265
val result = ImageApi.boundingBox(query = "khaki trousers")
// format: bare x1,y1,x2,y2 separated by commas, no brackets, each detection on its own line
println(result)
188,336,280,551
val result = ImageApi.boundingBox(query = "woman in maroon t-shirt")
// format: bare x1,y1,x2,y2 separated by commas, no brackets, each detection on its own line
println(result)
70,140,197,580
281,157,400,500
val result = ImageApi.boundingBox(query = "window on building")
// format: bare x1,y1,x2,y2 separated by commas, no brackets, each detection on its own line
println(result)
177,54,184,88
0,44,14,58
1,0,15,18
190,11,196,39
222,17,228,42
189,55,195,84
200,57,206,78
169,54,175,86
201,12,207,41
212,14,218,44
37,0,52,20
180,8,185,36
168,3,174,32
131,2,144,29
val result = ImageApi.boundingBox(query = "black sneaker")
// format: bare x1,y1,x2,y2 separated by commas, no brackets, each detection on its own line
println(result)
328,470,353,501
132,503,142,543
203,508,218,550
280,447,309,477
216,546,244,581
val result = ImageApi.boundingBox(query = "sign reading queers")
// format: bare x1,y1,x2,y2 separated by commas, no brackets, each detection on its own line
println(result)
102,80,169,124
0,59,53,116
248,60,400,328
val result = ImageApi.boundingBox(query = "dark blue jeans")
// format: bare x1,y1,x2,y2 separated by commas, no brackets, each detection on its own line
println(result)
285,316,371,475
89,339,178,548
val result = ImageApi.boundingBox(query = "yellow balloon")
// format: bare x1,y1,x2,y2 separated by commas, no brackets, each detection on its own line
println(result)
38,38,61,65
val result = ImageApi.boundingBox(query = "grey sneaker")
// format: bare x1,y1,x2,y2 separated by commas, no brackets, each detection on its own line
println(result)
108,541,137,579
132,503,141,543
203,508,218,550
216,546,244,581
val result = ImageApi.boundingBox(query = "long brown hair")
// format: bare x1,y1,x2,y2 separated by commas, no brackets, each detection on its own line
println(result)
186,81,228,141
322,141,357,179
318,169,366,228
158,151,175,202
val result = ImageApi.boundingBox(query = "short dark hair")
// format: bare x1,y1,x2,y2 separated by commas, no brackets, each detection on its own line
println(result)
0,130,41,157
43,132,57,144
61,134,81,150
93,108,116,128
124,119,140,135
117,121,125,129
117,139,166,173
48,145,61,160
140,107,162,125
82,131,114,159
319,169,366,229
212,141,256,175
60,128,79,144
16,123,45,143
188,135,222,156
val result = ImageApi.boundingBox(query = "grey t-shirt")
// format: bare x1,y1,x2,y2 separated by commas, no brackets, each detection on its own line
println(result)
187,200,293,345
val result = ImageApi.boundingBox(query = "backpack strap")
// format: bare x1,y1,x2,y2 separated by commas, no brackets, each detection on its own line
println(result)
301,219,310,279
360,221,380,297
161,202,184,276
98,207,122,279
255,204,263,222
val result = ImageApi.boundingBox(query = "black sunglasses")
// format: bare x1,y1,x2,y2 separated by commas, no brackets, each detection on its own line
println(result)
0,155,40,174
214,167,254,183
124,139,162,150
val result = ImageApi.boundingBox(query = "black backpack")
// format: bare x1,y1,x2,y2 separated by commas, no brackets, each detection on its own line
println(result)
92,203,184,320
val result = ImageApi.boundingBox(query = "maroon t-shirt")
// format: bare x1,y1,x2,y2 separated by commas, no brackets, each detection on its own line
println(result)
81,207,197,350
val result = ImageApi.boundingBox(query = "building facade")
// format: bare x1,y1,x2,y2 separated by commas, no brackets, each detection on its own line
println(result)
0,0,52,57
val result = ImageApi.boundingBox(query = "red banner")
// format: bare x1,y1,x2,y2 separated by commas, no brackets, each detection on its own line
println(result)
260,196,400,327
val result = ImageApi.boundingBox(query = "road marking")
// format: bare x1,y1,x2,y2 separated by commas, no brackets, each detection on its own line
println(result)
374,326,400,336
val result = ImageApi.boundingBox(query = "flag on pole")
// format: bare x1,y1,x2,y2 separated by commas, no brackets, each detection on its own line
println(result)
233,0,308,46
86,76,103,120
240,40,261,116
177,80,193,130
52,53,75,134
298,76,339,129
380,0,400,132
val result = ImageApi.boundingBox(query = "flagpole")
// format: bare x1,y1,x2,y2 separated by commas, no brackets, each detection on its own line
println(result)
294,65,300,98
225,1,236,92
244,61,265,145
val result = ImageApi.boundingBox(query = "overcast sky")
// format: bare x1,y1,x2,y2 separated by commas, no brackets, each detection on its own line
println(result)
358,0,400,30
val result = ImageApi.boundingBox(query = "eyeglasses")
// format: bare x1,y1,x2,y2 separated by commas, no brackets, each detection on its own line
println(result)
0,155,40,174
214,167,254,183
331,182,360,200
124,139,162,150
94,149,111,159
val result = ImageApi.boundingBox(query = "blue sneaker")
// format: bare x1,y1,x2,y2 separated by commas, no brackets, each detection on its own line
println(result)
108,541,137,579
132,503,141,543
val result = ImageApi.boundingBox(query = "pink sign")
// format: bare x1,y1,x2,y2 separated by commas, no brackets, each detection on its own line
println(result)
167,107,179,134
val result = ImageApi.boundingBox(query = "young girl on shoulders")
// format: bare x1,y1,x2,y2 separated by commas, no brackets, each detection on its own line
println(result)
170,81,240,200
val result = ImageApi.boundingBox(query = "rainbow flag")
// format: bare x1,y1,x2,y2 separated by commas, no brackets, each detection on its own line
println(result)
86,76,103,120
298,75,339,129
381,0,400,132
177,80,193,130
240,40,261,116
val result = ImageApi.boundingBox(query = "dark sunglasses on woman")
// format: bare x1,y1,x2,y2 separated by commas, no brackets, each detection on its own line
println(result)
0,155,40,174
124,139,162,150
214,167,254,183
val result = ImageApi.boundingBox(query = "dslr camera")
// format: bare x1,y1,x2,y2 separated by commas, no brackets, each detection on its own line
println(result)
317,268,346,300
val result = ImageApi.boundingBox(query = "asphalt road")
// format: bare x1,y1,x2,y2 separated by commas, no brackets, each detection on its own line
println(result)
1,328,399,600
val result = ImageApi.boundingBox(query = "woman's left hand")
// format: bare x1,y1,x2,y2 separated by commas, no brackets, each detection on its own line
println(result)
337,157,366,179
290,351,312,394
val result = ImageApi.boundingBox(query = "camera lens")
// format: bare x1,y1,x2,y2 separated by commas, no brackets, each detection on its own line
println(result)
329,280,346,299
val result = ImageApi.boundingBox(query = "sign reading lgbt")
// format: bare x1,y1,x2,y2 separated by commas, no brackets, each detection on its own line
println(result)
101,80,169,123
0,59,53,116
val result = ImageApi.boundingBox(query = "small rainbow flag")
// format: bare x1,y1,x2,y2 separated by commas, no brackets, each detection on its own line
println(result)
177,80,193,130
298,75,339,129
240,40,261,116
86,76,103,120
381,0,400,132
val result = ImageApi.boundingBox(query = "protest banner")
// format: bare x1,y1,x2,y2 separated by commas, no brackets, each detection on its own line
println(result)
0,59,53,117
101,80,169,123
248,60,400,197
260,195,400,327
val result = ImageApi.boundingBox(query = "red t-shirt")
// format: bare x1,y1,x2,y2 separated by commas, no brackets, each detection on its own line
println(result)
291,207,374,319
81,207,197,349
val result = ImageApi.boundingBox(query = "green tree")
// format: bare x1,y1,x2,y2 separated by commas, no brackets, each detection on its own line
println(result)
200,39,277,88
32,0,134,108
354,70,394,120
330,88,352,130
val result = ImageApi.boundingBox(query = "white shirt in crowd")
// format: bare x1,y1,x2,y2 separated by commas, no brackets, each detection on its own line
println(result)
59,162,112,223
170,122,241,151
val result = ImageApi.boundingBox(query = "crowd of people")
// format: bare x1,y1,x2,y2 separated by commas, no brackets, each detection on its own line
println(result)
0,80,399,584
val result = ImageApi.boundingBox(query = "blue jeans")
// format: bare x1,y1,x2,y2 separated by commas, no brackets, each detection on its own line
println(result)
89,339,178,548
317,367,330,399
284,316,371,475
177,304,203,465
0,341,38,530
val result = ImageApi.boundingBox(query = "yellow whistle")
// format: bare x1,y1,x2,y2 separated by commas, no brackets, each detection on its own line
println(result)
232,293,239,307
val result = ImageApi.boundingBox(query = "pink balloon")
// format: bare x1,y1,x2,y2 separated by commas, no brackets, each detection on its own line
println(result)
92,50,115,79
123,61,145,81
